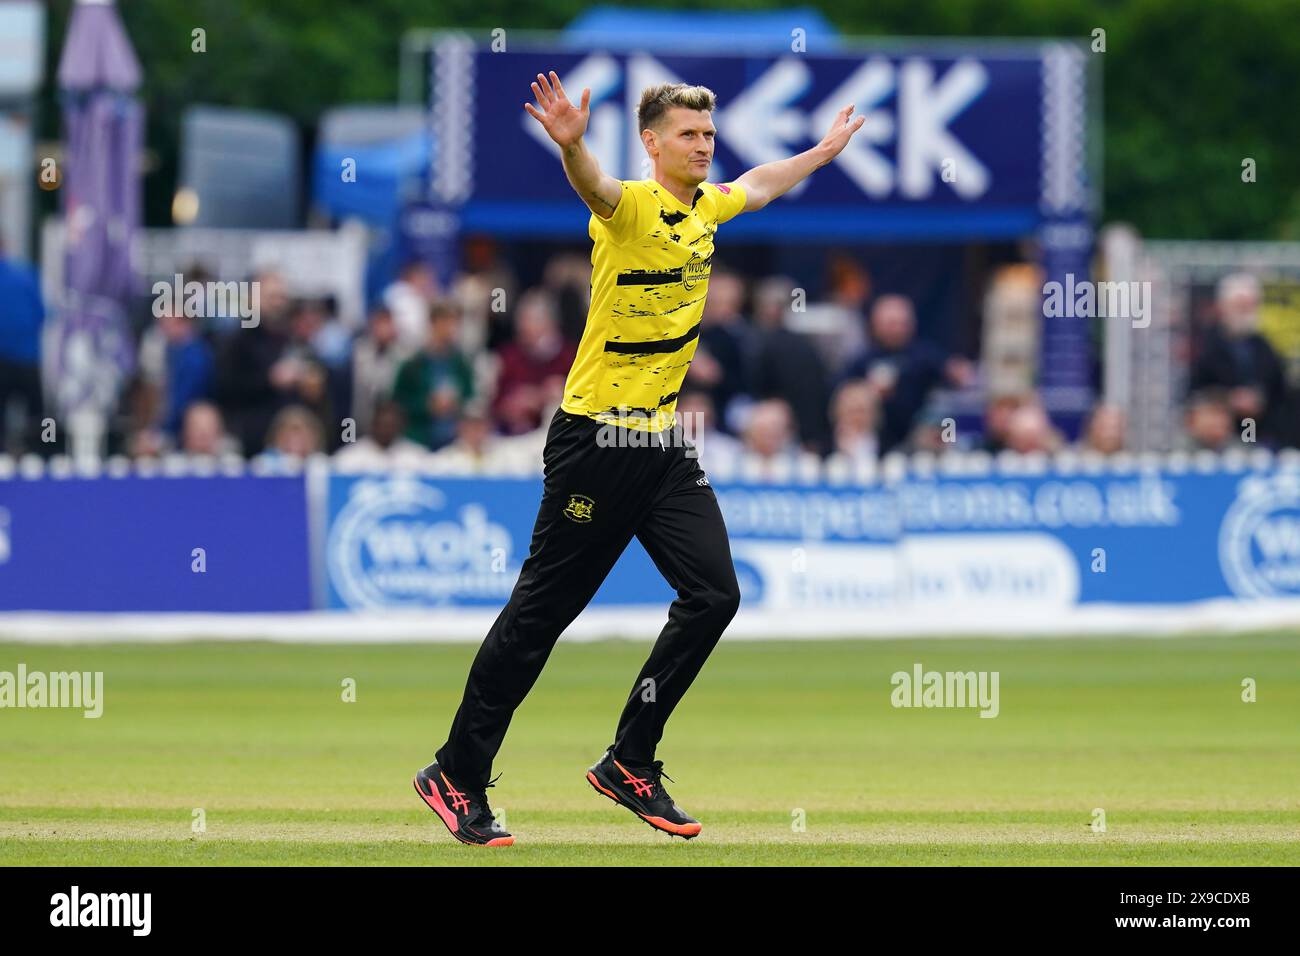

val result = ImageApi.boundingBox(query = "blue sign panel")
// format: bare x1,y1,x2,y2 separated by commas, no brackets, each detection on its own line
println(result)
0,476,311,611
431,37,1092,240
324,474,676,609
8,464,1295,617
323,467,1300,613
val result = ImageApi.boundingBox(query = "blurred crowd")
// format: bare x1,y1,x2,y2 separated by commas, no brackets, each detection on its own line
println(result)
1,244,1296,477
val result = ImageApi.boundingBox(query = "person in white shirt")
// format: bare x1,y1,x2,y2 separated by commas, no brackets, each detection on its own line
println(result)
334,399,431,471
383,260,440,353
827,379,879,468
350,305,410,435
737,398,822,483
674,389,742,478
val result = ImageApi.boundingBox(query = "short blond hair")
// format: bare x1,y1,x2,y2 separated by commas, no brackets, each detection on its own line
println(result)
637,83,717,133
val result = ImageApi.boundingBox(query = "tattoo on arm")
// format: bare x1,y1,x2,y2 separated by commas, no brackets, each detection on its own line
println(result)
590,192,615,212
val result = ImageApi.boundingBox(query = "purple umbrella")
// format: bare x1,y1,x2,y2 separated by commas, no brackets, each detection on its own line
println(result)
54,0,143,434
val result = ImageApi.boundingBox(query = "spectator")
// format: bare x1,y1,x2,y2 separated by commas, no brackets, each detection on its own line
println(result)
1184,389,1238,451
541,252,594,344
451,236,519,398
1004,400,1062,454
836,293,974,456
1189,272,1287,445
828,379,880,466
1081,403,1127,455
738,398,820,482
674,388,742,475
206,267,290,339
215,272,294,456
905,408,954,455
258,405,324,466
115,373,165,459
686,269,751,434
334,399,430,470
222,268,291,340
748,276,833,455
283,300,337,447
294,359,336,449
393,299,476,450
298,296,352,372
453,236,516,349
158,308,215,438
823,253,872,358
180,401,237,456
492,290,576,436
981,393,1023,453
258,270,293,322
0,243,46,454
384,259,439,352
350,304,408,436
431,399,533,473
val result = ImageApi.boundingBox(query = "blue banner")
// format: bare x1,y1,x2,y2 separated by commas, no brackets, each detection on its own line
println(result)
430,36,1093,241
324,474,672,609
6,465,1295,616
0,476,311,612
322,467,1300,613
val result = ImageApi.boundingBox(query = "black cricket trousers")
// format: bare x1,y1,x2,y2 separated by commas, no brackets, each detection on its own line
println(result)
435,405,741,788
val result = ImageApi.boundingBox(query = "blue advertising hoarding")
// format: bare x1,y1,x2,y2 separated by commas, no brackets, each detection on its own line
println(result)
6,463,1295,618
430,36,1093,241
322,466,1300,614
324,474,674,610
0,475,312,612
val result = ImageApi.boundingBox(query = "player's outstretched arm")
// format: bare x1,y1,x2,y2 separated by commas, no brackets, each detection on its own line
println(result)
524,70,623,220
734,104,866,213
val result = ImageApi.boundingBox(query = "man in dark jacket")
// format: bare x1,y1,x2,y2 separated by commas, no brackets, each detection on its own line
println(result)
747,276,833,455
834,294,973,455
1189,272,1289,447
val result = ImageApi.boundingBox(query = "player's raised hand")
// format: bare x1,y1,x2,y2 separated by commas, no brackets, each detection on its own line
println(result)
524,71,590,148
817,104,867,161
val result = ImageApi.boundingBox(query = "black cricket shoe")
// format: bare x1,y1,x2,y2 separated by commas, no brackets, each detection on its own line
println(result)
586,748,701,839
413,762,514,846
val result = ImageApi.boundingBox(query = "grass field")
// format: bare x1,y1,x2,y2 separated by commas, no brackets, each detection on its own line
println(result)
1,632,1297,866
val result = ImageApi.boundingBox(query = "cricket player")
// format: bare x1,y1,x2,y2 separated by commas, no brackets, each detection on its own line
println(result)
415,73,865,845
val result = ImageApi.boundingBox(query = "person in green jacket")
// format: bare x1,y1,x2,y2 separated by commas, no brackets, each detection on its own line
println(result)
392,300,476,450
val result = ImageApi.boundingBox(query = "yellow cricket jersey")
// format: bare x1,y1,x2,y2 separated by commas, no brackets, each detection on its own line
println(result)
559,177,748,432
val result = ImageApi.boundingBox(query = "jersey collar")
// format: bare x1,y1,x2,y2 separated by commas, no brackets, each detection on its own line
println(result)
648,179,704,213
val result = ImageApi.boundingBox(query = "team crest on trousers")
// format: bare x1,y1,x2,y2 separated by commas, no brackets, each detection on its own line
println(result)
563,494,595,523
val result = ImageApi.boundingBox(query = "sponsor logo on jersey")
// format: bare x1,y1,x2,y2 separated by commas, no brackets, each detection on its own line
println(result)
681,251,712,291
